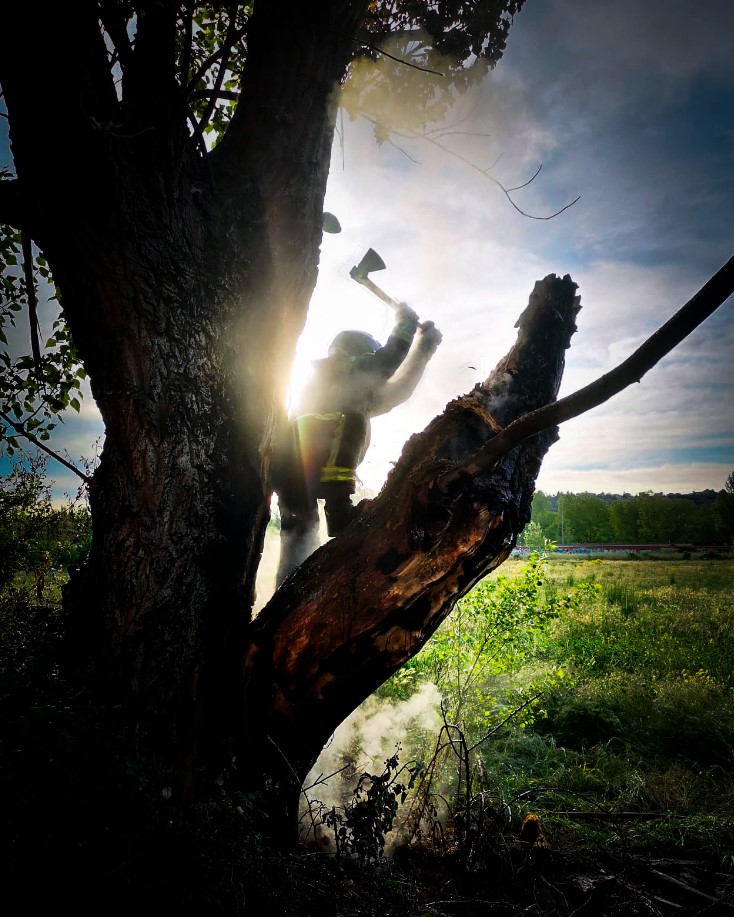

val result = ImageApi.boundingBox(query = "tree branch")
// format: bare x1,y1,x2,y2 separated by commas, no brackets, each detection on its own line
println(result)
441,253,734,488
185,21,250,97
179,2,195,89
99,0,134,68
197,4,241,134
244,275,580,781
123,0,179,129
352,38,446,76
0,410,90,483
0,178,28,232
21,232,43,382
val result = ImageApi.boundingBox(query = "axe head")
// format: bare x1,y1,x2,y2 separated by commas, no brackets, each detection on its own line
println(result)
349,247,386,281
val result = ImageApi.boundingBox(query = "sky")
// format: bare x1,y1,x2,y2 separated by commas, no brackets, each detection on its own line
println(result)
3,0,734,502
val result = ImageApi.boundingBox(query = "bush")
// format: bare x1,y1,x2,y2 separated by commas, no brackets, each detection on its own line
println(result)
0,456,91,593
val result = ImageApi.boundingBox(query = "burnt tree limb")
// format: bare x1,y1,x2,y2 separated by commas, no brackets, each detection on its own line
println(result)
243,273,580,787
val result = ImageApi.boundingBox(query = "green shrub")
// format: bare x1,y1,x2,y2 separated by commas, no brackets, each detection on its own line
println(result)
0,456,91,593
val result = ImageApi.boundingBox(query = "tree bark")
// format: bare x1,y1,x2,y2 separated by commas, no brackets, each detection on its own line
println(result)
243,274,580,815
1,0,368,787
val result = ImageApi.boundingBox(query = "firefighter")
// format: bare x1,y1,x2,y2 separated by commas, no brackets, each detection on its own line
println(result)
273,304,442,583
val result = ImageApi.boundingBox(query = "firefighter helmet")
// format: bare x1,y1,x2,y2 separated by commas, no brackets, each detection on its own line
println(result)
328,330,381,358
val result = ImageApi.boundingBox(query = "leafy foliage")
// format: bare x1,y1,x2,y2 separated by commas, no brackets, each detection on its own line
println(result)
176,4,252,142
362,1,526,67
0,456,90,592
322,750,424,864
347,0,526,140
0,226,84,455
393,554,572,737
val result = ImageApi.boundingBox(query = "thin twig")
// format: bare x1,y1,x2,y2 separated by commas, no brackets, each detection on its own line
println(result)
506,163,542,192
0,409,90,483
356,109,580,220
467,691,544,752
386,136,421,163
353,38,445,76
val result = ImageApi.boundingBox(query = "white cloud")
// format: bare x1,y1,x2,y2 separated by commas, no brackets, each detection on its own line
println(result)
13,0,734,506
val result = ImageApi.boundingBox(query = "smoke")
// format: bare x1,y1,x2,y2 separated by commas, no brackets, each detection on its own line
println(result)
254,500,330,614
482,369,518,424
301,682,441,844
253,525,280,614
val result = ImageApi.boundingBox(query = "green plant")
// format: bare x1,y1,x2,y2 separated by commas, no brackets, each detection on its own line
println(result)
321,750,424,864
0,455,91,595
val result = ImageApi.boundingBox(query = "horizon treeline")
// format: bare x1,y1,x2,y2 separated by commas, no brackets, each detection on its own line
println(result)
531,476,734,545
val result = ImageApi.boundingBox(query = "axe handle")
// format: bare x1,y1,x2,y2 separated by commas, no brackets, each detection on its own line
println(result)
350,270,425,328
351,274,401,311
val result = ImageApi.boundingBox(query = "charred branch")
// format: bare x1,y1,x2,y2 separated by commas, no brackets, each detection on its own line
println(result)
442,252,734,486
243,274,580,790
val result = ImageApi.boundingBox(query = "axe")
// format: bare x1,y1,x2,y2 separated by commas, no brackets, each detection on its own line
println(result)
349,248,403,312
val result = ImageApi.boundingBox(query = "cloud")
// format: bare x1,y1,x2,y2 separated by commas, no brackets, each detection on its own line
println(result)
314,2,734,498
6,0,733,506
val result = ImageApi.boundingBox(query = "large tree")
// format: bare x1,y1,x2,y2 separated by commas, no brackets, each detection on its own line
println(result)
1,0,732,839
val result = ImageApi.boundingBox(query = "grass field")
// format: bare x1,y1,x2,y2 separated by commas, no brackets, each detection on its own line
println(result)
4,546,734,912
364,554,734,862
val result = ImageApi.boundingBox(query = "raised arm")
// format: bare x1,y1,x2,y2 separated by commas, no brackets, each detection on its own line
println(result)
371,305,420,378
372,321,442,416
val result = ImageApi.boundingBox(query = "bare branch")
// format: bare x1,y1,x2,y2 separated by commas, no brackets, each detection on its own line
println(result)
483,151,504,173
506,163,542,192
352,38,446,76
440,252,734,489
386,136,421,163
355,109,580,220
187,109,209,160
0,410,91,483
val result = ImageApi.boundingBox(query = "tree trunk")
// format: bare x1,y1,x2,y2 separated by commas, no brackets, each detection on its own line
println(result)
1,0,368,788
1,0,580,832
242,274,580,819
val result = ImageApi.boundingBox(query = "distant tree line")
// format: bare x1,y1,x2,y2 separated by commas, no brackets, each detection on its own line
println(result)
529,471,734,546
